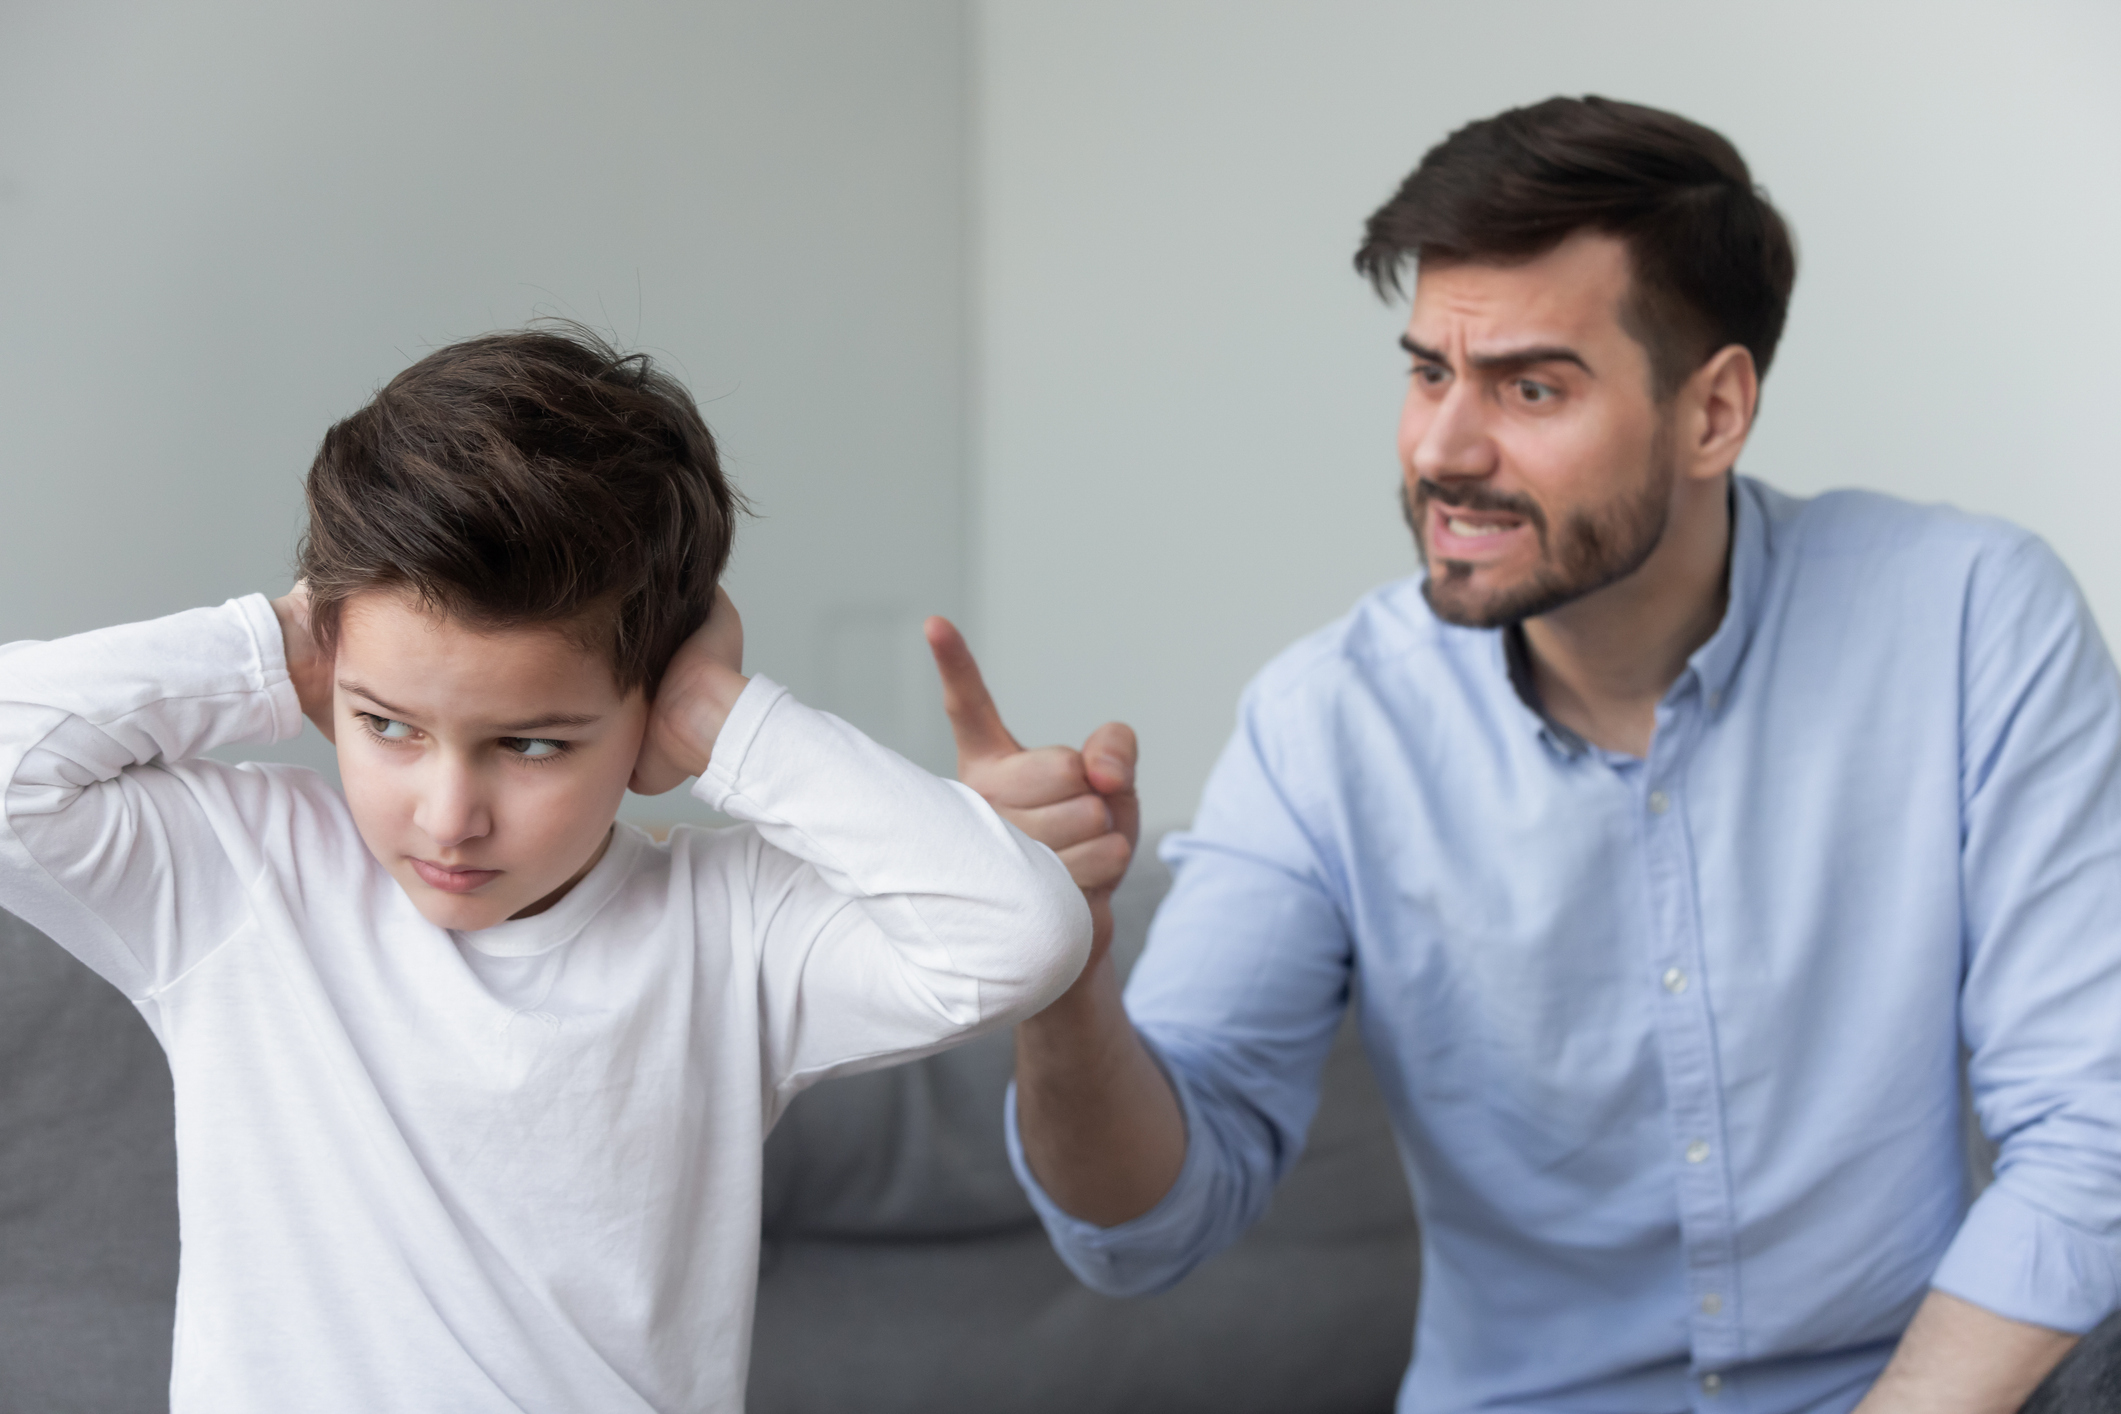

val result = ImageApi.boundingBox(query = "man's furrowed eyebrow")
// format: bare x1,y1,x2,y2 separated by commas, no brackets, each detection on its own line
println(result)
1398,335,1593,376
1469,344,1593,375
336,683,602,734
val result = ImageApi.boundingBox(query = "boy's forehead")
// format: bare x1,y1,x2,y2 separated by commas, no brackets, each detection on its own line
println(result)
336,589,631,722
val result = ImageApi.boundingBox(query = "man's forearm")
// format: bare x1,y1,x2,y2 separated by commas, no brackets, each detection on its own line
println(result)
1014,957,1186,1227
1854,1289,2077,1414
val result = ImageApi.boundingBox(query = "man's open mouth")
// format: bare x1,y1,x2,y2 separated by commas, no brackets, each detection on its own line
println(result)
1443,514,1519,538
1429,500,1533,559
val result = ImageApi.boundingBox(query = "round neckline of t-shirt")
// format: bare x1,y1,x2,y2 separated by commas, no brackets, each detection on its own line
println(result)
452,823,646,958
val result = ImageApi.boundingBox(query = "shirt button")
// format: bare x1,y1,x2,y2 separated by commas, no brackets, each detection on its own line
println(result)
1662,967,1688,994
1647,790,1670,815
1702,1372,1724,1396
1685,1139,1711,1164
1701,1292,1724,1315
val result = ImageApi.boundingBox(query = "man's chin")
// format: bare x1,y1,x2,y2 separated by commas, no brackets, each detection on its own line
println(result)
1420,564,1570,630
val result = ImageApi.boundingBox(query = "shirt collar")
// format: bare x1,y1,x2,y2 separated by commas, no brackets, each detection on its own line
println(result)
453,821,645,957
1501,620,1589,757
1686,474,1769,712
1496,475,1769,755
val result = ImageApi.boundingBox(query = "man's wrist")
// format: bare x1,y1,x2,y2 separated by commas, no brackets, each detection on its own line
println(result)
1018,957,1127,1061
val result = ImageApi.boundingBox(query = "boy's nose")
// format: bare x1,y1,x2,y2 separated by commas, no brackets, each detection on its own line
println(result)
413,765,492,849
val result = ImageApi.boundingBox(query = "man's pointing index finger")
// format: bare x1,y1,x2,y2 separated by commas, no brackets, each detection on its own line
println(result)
923,616,1022,763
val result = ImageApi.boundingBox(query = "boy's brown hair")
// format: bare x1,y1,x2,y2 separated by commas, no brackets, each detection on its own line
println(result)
298,323,742,695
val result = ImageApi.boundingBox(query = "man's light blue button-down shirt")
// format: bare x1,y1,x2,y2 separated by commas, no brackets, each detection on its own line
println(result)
1007,478,2121,1413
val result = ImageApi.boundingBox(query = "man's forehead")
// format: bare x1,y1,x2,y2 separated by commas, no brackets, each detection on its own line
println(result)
1407,232,1633,347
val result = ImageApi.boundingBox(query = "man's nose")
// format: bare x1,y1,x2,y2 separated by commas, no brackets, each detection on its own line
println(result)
413,759,491,849
1408,381,1497,484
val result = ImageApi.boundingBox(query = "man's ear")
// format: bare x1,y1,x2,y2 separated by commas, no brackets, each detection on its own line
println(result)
1682,344,1759,482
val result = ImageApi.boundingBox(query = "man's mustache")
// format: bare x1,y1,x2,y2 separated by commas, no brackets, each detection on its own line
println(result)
1403,479,1550,544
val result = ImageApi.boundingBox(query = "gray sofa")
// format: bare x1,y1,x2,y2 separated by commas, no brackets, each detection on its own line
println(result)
0,844,1420,1413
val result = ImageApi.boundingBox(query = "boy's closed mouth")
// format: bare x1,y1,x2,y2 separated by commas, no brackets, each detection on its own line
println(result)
409,858,502,894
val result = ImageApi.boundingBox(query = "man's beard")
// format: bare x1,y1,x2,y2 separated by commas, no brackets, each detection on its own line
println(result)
1405,437,1676,629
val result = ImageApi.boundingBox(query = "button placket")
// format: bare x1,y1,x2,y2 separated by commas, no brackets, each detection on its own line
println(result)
1638,696,1744,1369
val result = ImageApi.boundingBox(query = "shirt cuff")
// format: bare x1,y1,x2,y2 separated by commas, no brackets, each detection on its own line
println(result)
1931,1183,2121,1333
691,674,789,808
1002,1055,1218,1297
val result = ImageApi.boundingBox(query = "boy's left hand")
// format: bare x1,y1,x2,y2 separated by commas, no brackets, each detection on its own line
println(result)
629,587,749,795
270,582,337,742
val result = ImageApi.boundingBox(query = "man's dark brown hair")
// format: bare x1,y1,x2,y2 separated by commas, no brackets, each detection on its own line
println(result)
1356,96,1797,400
298,323,742,695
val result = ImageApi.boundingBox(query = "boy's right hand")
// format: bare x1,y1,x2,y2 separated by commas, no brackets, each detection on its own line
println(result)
924,617,1138,972
271,583,337,742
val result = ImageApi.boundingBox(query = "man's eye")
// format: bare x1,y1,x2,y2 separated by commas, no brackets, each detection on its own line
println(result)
362,714,414,741
1516,379,1556,403
1413,363,1449,386
501,737,567,760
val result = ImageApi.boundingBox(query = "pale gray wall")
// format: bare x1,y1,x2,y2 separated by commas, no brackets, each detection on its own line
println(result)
971,0,2121,828
0,0,968,821
8,3,2120,836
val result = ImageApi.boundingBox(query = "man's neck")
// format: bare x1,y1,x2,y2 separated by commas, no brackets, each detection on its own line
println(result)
1522,481,1732,758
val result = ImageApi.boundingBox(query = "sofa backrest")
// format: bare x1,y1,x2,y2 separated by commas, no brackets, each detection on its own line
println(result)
0,908,180,1414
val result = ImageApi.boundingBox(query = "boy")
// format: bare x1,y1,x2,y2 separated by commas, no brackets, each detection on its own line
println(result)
0,326,1091,1412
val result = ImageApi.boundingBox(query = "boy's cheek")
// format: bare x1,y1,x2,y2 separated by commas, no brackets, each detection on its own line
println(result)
336,760,459,920
338,763,395,856
338,757,629,930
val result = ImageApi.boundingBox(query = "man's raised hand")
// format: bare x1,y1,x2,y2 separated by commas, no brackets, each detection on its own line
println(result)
924,617,1138,966
930,621,1184,1227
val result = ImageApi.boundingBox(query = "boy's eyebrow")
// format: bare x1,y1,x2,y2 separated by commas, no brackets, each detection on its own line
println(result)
338,681,601,734
491,711,604,733
339,682,417,720
1399,334,1594,375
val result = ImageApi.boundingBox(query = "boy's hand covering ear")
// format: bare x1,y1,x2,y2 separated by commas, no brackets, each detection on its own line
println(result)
924,617,1138,968
630,588,749,796
272,583,337,742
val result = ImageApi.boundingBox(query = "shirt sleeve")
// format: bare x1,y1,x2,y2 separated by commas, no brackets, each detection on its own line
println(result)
690,676,1091,1106
1005,674,1356,1296
1934,534,2121,1331
0,595,306,998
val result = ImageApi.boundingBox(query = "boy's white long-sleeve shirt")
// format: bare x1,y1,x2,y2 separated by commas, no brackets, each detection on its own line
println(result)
0,595,1090,1413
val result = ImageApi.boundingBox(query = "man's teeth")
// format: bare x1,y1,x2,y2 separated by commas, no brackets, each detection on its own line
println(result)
1447,516,1512,538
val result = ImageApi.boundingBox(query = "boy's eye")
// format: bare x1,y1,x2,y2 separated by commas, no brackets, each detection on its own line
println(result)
361,713,414,741
501,737,567,759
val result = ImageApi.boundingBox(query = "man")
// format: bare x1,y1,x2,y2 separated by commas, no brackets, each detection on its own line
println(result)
927,97,2121,1412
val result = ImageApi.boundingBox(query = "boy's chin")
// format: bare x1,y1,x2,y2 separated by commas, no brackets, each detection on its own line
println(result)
392,874,536,933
